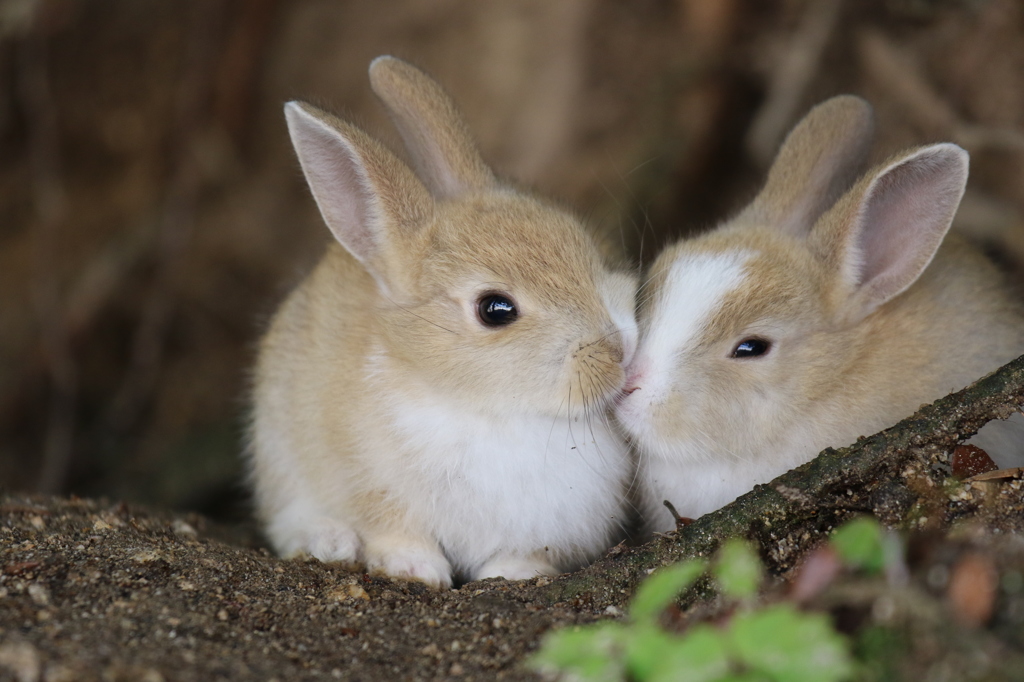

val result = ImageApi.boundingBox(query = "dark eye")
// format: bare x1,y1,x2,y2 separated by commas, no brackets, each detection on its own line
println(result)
477,294,518,327
731,338,770,358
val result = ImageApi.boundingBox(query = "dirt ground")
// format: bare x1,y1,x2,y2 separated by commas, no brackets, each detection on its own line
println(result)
3,423,1024,681
1,493,583,681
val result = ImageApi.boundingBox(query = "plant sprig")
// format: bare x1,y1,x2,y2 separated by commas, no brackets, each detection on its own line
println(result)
529,520,894,682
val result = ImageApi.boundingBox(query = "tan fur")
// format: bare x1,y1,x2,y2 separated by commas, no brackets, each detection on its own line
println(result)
249,57,637,587
368,57,494,198
621,95,1024,532
645,229,1024,454
738,95,875,236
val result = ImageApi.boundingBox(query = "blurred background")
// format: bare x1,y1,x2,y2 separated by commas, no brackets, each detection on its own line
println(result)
2,0,1024,523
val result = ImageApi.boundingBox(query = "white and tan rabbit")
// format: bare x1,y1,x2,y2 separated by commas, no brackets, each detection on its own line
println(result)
615,95,1024,533
248,56,639,588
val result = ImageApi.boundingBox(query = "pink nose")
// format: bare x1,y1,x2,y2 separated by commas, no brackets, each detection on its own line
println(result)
619,361,645,402
615,384,640,406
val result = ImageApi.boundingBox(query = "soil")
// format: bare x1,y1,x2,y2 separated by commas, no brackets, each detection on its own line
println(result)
2,459,1023,681
0,494,581,681
5,361,1024,681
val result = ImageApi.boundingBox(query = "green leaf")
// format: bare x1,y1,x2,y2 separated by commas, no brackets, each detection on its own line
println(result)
730,604,854,682
528,622,629,682
624,625,679,681
855,626,903,681
635,624,732,682
714,539,763,600
830,517,885,573
629,559,707,622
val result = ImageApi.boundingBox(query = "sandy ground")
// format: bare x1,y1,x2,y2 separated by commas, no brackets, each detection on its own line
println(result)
0,493,621,681
3,468,1024,681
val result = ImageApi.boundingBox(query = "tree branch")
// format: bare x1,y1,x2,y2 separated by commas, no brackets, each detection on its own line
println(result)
539,352,1024,605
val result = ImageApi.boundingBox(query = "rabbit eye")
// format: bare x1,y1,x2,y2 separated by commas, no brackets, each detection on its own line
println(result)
477,294,518,327
731,338,770,358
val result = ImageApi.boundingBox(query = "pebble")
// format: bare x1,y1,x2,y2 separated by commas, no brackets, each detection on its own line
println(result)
172,520,198,537
27,584,49,607
0,641,41,682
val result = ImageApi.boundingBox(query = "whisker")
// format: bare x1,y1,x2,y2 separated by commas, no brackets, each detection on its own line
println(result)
565,383,581,454
592,159,651,278
579,329,624,350
546,390,571,464
626,155,660,177
382,293,458,335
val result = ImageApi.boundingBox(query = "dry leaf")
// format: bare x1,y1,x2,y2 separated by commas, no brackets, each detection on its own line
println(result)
951,445,997,479
965,467,1024,483
789,545,843,603
947,552,998,627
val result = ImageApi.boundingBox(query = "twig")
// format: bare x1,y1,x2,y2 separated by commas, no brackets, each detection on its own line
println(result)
107,1,226,430
662,499,694,530
539,352,1024,605
952,191,1024,269
0,221,156,449
62,223,157,336
16,8,76,494
212,0,280,147
858,29,1024,154
746,0,844,167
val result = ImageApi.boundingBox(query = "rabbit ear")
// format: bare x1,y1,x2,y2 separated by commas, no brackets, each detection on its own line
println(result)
741,95,875,236
368,55,494,199
812,143,969,322
285,101,432,290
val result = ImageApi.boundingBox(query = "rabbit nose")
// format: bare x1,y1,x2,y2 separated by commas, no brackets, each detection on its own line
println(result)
614,382,640,407
622,363,646,393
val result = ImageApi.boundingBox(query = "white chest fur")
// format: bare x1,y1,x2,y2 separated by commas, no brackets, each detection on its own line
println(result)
366,382,632,575
639,422,825,532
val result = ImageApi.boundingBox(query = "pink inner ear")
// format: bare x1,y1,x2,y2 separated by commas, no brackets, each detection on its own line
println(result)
285,103,383,267
853,146,967,310
307,142,380,260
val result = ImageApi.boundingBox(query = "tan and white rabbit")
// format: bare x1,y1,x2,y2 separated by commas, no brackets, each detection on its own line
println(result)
615,95,1024,533
248,56,638,588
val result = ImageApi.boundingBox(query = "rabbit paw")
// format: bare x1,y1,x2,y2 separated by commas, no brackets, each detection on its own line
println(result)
475,555,558,581
363,543,453,589
304,519,361,563
268,510,361,563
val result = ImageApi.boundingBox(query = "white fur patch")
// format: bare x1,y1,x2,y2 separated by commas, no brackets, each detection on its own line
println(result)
374,378,631,579
601,271,640,367
627,251,750,408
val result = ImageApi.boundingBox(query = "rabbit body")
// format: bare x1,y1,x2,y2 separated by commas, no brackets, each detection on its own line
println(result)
616,96,1024,532
250,58,637,587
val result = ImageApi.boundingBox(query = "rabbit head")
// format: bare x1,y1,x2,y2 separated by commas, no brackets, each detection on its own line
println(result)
285,57,637,421
616,96,973,520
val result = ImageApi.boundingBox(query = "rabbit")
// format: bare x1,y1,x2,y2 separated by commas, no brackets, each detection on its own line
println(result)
248,56,639,588
614,95,1024,533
